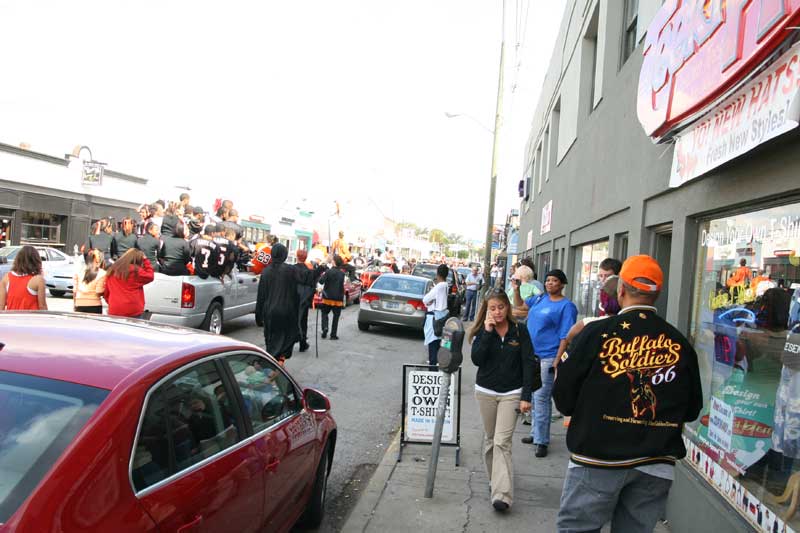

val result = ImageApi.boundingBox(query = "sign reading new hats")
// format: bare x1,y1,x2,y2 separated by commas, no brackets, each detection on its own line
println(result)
638,1,800,142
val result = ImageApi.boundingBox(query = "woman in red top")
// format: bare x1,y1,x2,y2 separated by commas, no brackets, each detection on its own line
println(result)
0,245,48,310
103,248,154,318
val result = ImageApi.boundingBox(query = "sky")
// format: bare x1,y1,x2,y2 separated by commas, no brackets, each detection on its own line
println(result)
0,0,565,241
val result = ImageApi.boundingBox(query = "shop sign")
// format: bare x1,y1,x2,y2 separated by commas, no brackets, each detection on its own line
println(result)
507,231,518,255
526,230,533,250
401,365,460,444
540,200,552,235
707,396,734,451
670,41,800,187
638,0,800,141
81,160,104,186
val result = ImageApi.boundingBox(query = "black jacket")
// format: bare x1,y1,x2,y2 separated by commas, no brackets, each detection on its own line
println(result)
553,306,703,468
471,323,539,402
256,244,299,359
158,224,191,276
86,233,113,261
318,267,346,303
111,232,138,259
136,234,162,269
294,262,316,307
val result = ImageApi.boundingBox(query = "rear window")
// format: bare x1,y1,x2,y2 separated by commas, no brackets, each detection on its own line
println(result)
0,248,18,259
412,265,455,284
371,276,429,295
0,371,108,522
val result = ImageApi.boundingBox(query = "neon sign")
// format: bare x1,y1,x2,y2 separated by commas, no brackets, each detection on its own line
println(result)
637,0,800,141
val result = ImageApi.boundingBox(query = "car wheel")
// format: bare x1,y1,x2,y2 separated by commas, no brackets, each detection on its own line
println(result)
49,290,66,298
358,321,369,331
299,443,330,528
201,302,223,335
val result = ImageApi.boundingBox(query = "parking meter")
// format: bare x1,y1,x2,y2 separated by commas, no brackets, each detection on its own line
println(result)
438,318,464,374
425,317,464,498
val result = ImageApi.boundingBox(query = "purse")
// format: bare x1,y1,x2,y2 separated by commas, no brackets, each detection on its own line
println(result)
433,314,448,337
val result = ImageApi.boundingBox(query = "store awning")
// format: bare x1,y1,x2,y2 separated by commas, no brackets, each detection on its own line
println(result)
295,229,313,239
242,220,271,231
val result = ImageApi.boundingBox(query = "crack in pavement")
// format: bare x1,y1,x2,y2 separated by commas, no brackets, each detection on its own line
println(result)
461,469,474,533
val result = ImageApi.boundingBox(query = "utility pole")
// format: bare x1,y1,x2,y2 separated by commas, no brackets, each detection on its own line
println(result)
482,0,505,295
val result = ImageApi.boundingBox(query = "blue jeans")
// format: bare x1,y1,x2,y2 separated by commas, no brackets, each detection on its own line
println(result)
463,290,478,320
531,358,555,445
557,466,671,533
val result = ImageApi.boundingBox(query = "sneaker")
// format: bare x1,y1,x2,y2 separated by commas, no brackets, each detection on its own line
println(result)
321,331,327,339
521,436,533,444
492,500,509,511
535,445,548,458
330,335,339,340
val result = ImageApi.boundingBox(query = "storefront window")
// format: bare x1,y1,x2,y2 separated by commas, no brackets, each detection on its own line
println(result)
573,240,609,318
21,212,65,246
687,203,800,530
0,209,13,247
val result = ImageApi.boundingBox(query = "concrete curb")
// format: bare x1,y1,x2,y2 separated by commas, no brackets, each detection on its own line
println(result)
341,430,402,533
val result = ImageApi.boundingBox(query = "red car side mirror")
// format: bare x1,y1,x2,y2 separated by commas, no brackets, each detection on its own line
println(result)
304,388,331,413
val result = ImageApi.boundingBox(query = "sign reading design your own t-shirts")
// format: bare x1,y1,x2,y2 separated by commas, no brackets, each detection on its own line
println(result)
406,370,457,442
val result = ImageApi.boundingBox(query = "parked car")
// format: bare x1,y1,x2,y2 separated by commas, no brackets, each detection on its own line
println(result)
358,265,392,290
45,256,85,297
0,312,336,533
312,275,362,307
143,268,260,334
409,263,464,316
357,273,433,333
0,246,76,296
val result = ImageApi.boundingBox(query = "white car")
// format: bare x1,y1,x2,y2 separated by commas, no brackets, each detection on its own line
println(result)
0,246,78,297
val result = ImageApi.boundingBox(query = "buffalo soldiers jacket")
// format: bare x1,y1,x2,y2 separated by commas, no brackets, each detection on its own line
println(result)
553,305,702,468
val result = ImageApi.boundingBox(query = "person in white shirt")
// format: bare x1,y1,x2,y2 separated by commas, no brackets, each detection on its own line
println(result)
422,263,450,368
463,266,481,321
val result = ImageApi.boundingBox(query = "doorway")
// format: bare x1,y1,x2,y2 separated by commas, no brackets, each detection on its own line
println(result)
650,225,672,317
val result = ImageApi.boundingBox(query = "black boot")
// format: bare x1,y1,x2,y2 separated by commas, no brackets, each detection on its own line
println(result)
321,330,327,339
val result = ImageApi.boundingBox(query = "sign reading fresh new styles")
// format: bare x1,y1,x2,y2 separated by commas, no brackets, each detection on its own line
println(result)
637,0,800,186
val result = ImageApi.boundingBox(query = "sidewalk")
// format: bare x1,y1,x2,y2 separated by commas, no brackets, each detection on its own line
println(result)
342,353,670,533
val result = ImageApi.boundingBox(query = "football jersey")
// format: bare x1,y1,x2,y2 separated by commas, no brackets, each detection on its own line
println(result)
251,243,272,274
208,237,234,278
191,238,217,279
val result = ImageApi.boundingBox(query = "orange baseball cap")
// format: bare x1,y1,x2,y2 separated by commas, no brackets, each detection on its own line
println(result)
619,255,663,293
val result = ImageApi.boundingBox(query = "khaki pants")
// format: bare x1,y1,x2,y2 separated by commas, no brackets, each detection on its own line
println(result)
475,391,520,506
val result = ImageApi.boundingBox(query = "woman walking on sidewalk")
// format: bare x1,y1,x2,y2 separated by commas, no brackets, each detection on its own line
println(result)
470,290,539,512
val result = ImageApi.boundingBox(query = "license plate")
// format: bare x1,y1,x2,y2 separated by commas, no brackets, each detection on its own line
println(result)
384,301,401,310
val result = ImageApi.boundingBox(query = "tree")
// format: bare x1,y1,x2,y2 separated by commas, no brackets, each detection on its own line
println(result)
429,228,447,244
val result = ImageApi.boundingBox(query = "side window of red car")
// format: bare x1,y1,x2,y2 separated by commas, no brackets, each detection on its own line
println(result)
131,360,243,492
223,354,301,434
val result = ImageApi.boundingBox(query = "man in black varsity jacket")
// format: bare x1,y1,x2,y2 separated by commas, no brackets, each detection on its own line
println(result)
553,255,702,533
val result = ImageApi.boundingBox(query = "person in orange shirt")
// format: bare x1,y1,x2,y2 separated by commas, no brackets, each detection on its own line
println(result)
726,258,752,288
331,231,356,280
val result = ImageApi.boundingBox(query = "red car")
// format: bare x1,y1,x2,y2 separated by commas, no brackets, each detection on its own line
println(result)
359,266,393,290
0,312,336,532
313,276,362,307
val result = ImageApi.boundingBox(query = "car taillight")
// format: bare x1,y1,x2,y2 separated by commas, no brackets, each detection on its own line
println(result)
363,293,379,303
181,282,195,308
407,299,426,311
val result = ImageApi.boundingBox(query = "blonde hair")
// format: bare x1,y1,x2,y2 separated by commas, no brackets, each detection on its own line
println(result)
513,265,534,282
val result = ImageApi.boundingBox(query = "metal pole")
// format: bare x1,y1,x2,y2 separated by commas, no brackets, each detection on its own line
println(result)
424,371,451,498
482,0,506,297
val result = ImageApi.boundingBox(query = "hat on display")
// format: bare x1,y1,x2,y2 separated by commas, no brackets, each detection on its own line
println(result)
620,255,663,293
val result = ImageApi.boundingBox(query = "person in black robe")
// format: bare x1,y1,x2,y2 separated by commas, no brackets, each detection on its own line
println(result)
255,243,299,364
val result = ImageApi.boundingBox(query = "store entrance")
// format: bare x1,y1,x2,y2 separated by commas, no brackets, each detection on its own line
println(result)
651,226,672,317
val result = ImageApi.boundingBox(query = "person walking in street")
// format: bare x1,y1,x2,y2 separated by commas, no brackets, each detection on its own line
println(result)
422,264,449,367
73,249,107,314
103,248,154,318
513,268,577,457
470,290,539,512
0,245,47,310
553,255,702,533
294,249,317,351
318,255,346,340
255,243,299,364
462,265,481,321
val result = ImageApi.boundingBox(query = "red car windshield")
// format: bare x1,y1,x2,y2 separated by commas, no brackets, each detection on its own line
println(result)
0,370,108,523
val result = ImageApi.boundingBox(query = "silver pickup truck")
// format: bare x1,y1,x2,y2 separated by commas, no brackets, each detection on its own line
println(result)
143,268,260,334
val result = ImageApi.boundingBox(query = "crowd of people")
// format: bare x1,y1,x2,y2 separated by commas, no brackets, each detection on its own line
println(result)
466,253,702,533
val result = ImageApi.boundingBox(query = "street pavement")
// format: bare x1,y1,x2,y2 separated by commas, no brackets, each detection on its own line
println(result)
45,293,429,533
341,337,672,533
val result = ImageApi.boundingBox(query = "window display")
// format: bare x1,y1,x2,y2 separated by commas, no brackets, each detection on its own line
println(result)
20,212,65,245
573,240,608,318
688,203,800,530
